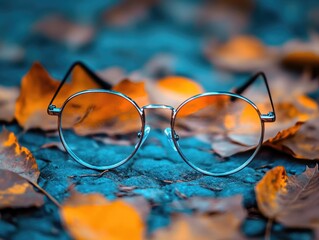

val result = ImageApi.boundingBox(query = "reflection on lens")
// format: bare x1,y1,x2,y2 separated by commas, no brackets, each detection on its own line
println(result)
60,91,142,168
173,94,262,174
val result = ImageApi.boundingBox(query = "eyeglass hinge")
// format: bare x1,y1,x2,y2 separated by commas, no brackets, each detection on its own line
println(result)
48,105,61,116
261,112,276,122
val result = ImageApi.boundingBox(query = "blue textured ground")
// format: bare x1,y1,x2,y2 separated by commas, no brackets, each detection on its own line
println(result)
0,0,318,239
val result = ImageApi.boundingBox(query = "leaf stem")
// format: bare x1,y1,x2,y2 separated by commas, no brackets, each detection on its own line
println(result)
265,218,273,240
30,181,61,208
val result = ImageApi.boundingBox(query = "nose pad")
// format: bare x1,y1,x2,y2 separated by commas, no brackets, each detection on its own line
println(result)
137,125,151,147
164,128,179,151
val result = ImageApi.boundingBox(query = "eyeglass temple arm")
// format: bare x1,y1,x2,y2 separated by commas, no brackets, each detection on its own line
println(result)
233,72,276,122
48,61,112,112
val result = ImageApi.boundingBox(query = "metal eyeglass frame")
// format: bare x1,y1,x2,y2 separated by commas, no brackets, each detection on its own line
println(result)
47,61,276,176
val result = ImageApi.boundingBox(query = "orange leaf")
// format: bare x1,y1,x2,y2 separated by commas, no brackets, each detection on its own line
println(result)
15,62,101,131
147,76,204,108
113,78,149,107
0,128,39,183
255,166,288,219
206,35,276,72
60,191,146,240
0,169,44,209
0,86,19,122
255,165,319,230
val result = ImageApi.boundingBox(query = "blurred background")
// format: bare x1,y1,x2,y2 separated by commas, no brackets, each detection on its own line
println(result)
1,0,319,90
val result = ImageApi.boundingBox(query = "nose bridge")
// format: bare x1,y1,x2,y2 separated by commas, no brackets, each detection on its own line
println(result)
142,104,175,112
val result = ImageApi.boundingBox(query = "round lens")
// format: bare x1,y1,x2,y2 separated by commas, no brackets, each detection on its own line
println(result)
173,94,262,175
60,91,143,169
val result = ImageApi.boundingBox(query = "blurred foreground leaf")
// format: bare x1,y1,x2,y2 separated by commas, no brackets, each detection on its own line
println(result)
60,191,147,240
0,86,19,122
153,195,246,240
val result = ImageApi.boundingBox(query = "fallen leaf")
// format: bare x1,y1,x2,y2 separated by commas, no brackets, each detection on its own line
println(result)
0,42,25,63
171,195,246,219
103,0,156,27
15,62,149,135
0,128,39,182
255,165,319,230
147,76,204,108
153,195,246,240
0,86,20,122
15,62,101,130
175,0,252,36
33,15,95,48
60,191,147,240
113,78,149,107
0,169,44,209
41,142,66,152
268,117,319,160
281,35,319,73
212,74,319,157
205,35,277,72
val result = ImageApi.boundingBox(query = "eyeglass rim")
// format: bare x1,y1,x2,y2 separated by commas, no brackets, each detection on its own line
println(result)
57,89,264,176
171,91,264,176
58,89,146,170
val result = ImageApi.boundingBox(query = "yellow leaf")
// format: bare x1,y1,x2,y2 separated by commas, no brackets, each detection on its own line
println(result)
255,166,288,219
60,192,145,240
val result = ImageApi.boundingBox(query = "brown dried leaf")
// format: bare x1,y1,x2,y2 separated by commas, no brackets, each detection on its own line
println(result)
153,195,246,240
0,169,44,209
172,195,246,219
281,35,319,73
60,191,147,240
268,117,319,160
103,0,156,27
33,15,95,48
255,165,319,230
0,128,39,182
213,76,319,157
41,142,66,152
0,86,19,122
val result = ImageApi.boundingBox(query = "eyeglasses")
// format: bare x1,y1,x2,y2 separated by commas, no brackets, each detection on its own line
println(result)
48,62,276,176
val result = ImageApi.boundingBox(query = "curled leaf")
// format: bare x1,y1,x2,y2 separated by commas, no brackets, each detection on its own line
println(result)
268,117,319,160
256,165,319,230
60,191,146,240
